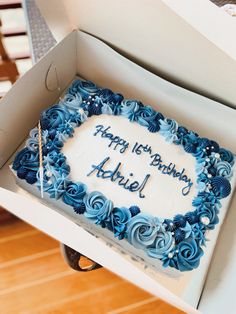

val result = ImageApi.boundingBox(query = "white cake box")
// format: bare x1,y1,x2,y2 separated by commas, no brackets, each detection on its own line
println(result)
0,1,236,313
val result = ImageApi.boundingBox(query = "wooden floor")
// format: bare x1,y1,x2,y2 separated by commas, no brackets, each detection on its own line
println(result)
0,218,185,314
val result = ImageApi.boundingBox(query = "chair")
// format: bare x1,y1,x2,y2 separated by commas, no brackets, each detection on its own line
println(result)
0,18,19,86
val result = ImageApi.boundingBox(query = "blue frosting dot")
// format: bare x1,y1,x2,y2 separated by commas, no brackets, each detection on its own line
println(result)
173,214,186,228
184,143,197,154
73,202,86,214
174,228,185,243
185,212,199,224
178,126,188,136
208,166,217,176
164,219,175,231
209,140,220,153
25,171,37,184
17,167,28,179
89,103,102,116
40,118,50,130
48,129,57,139
129,205,141,217
199,138,211,149
148,123,160,133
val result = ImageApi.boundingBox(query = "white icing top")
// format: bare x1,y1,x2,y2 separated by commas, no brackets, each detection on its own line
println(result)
62,115,197,219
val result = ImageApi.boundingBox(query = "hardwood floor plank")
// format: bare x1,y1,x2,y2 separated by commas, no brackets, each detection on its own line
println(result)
0,229,39,244
34,281,151,314
117,299,185,314
0,248,59,270
0,251,68,292
0,269,120,313
0,219,33,238
0,232,58,264
0,220,185,314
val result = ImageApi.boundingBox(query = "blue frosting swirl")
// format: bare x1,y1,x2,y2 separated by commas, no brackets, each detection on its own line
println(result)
84,191,113,226
211,176,231,199
68,80,100,98
159,118,178,143
101,103,113,115
219,148,234,166
62,181,87,208
215,161,232,179
98,89,124,115
110,207,131,240
126,213,164,249
147,230,174,259
175,238,204,271
120,100,141,121
41,105,70,130
136,106,157,127
13,147,39,172
43,139,63,153
61,93,82,113
26,128,47,151
197,204,219,229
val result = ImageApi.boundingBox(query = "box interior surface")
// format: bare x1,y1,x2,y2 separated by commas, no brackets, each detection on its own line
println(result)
36,0,236,108
0,30,236,313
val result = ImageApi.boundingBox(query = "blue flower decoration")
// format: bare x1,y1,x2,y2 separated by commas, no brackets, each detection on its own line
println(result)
84,191,113,227
159,118,178,143
121,99,141,121
63,182,87,209
110,207,131,240
68,80,100,99
126,214,164,249
41,105,70,130
175,238,204,271
147,230,174,259
13,147,39,172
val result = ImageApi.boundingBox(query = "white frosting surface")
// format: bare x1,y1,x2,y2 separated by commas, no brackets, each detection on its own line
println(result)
62,115,197,219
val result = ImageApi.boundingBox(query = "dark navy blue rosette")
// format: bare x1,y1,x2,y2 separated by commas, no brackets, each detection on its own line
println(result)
13,78,235,272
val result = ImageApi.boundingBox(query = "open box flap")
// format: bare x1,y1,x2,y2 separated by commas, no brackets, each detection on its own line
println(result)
36,0,236,108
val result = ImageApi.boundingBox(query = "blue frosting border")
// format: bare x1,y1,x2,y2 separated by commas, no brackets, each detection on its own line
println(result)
12,79,235,272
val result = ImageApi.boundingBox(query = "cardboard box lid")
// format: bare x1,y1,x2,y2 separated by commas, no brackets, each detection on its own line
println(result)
36,0,236,108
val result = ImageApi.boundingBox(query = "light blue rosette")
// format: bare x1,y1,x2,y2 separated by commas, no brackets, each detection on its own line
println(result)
215,161,232,179
120,99,140,121
147,230,174,259
84,191,113,226
159,118,178,143
126,213,164,249
137,106,156,127
61,93,82,113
